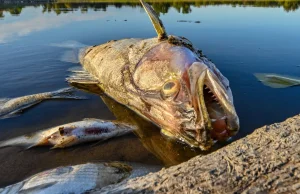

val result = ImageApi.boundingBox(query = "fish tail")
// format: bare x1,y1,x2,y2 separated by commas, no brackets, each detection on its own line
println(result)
0,135,42,149
50,87,87,100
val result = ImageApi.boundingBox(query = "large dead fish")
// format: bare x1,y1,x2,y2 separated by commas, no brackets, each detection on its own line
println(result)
254,73,300,88
0,162,160,194
0,119,135,149
0,87,85,119
67,0,239,150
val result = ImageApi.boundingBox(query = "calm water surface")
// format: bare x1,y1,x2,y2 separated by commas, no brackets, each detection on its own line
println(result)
0,1,300,186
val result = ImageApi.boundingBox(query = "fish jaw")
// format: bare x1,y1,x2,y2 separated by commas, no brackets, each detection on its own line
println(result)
195,64,239,144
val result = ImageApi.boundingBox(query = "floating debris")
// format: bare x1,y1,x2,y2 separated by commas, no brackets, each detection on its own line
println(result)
177,20,201,23
254,73,300,88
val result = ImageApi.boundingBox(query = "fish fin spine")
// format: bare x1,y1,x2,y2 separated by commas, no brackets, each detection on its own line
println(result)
139,0,168,40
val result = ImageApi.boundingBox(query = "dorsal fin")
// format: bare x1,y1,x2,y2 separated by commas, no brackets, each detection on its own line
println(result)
140,0,168,40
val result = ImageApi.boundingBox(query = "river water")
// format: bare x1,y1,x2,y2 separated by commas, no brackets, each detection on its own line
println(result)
0,1,300,187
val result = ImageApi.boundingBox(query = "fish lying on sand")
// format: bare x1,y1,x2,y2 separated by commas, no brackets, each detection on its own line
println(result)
64,0,239,150
254,73,300,88
0,119,135,149
0,162,160,194
0,87,85,119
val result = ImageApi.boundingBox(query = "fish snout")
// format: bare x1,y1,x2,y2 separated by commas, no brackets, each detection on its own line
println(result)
185,62,239,148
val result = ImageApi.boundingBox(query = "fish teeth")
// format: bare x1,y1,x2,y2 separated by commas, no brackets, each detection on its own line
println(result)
210,116,227,122
220,116,227,120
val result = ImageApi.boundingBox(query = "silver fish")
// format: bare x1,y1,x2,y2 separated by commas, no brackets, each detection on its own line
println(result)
0,119,135,149
254,73,300,88
0,87,85,119
0,162,160,194
66,0,239,150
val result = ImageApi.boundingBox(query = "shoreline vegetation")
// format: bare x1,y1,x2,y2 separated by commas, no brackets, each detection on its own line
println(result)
1,0,300,18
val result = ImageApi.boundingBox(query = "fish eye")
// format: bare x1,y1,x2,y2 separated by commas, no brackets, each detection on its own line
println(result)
161,80,180,100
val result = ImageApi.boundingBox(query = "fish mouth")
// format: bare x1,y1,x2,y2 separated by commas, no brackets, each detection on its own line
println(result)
197,69,239,143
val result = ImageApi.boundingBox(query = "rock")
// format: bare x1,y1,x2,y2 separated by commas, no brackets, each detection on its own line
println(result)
92,114,300,193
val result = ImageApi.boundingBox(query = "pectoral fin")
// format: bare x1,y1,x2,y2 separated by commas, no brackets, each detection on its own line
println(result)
254,73,300,88
50,136,77,149
66,67,99,85
140,0,168,40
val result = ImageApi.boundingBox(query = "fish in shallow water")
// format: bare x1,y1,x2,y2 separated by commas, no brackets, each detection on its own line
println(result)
66,0,239,150
0,162,160,194
254,73,300,88
0,87,85,119
0,119,135,149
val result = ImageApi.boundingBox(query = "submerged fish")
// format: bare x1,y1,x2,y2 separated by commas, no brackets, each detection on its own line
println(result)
66,0,239,150
0,119,135,149
0,87,85,119
254,73,300,88
0,162,160,194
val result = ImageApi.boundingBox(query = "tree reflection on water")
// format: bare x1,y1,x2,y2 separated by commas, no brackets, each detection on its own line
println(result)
0,0,299,18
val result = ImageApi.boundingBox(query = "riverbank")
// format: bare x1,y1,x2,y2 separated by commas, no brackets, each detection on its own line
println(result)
94,114,300,193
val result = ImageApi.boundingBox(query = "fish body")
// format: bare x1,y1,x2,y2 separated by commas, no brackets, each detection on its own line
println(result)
47,119,135,149
0,162,160,194
0,87,84,119
0,119,135,149
68,0,239,150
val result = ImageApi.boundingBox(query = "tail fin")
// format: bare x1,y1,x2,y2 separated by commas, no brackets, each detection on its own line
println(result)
49,87,87,100
254,73,300,88
0,135,39,149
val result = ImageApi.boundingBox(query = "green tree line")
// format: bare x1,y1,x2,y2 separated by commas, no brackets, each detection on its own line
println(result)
1,0,299,18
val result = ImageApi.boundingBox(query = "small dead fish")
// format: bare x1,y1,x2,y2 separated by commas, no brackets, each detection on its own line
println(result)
0,162,160,194
0,119,135,149
0,87,85,119
254,73,300,88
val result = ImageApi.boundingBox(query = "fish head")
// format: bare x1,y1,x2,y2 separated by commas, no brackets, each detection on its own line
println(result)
131,41,239,150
